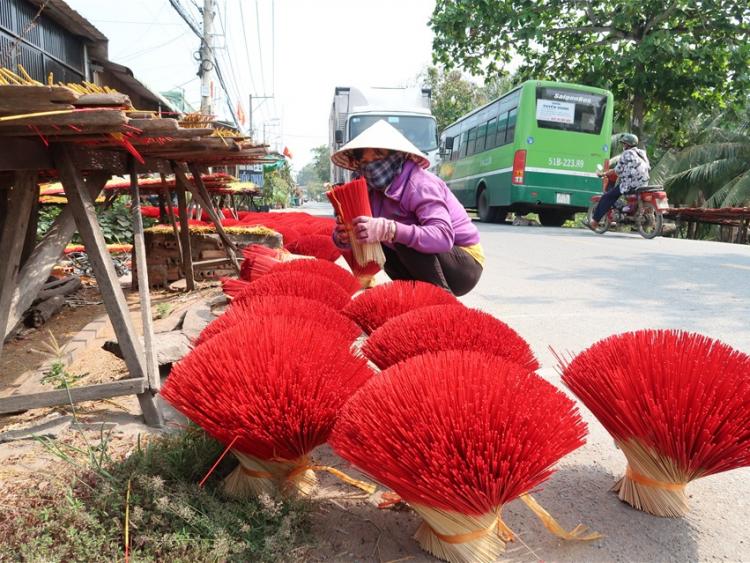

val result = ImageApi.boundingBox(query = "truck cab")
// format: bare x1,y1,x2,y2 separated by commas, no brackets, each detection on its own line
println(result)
329,86,438,183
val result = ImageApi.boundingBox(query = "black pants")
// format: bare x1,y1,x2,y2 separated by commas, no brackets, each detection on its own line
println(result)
381,243,483,296
593,185,622,222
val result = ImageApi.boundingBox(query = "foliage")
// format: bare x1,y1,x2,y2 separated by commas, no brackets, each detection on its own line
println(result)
421,66,484,131
310,145,331,184
652,110,750,207
420,66,521,132
153,302,173,320
37,199,156,244
0,427,309,562
297,145,331,201
263,161,297,208
297,145,331,203
37,205,63,241
430,0,750,148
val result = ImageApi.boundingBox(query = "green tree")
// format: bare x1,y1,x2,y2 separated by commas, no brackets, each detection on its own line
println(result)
652,109,750,208
430,1,750,147
310,145,331,183
421,66,522,132
264,161,296,208
421,66,484,130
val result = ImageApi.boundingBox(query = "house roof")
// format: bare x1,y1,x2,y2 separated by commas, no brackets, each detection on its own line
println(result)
26,0,108,58
98,60,179,115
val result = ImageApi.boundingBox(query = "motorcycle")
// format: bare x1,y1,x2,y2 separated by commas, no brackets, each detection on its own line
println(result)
587,167,669,239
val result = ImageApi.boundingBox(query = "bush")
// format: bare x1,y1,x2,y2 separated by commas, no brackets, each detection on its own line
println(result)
37,199,156,245
0,427,309,562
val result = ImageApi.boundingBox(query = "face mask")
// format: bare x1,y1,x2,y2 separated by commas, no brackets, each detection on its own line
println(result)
360,153,405,190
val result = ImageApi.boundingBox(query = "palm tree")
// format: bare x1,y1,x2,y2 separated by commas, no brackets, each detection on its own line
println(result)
651,112,750,208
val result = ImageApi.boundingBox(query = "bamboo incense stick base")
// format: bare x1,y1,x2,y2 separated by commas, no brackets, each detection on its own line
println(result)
223,451,317,500
411,504,510,563
613,441,689,517
351,239,385,267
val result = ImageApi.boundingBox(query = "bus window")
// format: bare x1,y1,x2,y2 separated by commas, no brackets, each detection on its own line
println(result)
496,112,508,146
460,131,469,157
451,136,461,161
505,108,518,144
476,122,487,153
535,86,607,134
467,127,477,155
486,118,497,150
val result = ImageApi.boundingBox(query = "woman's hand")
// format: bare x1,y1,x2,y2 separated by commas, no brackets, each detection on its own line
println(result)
333,215,350,246
352,216,396,243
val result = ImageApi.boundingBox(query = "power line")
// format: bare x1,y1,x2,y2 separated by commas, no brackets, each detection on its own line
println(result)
169,0,239,127
254,0,267,95
117,31,189,63
237,0,259,97
214,1,243,107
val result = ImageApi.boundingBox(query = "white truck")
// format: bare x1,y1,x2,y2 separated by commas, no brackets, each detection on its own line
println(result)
329,86,438,184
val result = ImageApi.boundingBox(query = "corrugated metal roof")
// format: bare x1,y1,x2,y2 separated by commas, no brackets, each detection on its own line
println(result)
26,0,108,58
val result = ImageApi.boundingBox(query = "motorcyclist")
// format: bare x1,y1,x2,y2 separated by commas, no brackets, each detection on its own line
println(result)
588,133,650,230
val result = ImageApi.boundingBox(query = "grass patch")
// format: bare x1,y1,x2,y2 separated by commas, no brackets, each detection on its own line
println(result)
0,427,309,562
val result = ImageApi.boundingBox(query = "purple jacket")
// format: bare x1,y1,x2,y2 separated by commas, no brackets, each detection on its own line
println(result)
370,160,480,254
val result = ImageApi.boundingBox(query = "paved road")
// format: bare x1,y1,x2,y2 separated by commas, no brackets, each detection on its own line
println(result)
461,223,750,563
299,201,750,561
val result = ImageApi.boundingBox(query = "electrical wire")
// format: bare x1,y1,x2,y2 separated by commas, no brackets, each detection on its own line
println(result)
237,0,260,97
169,0,240,128
117,31,190,63
254,0,267,96
215,1,243,107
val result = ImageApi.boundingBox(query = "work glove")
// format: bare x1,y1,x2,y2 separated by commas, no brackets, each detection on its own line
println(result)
352,216,396,244
332,215,351,247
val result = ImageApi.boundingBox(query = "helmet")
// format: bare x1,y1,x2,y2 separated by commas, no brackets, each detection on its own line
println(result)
619,133,639,147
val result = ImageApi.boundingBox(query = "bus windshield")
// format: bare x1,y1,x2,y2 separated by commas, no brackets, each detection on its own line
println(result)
535,87,607,134
349,115,438,152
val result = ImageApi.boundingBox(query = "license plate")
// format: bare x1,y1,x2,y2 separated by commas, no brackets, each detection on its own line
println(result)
556,193,571,205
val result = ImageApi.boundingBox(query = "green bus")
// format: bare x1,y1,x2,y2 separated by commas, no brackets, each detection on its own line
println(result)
436,80,614,226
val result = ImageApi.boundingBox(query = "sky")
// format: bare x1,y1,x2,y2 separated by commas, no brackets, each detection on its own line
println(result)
66,0,440,171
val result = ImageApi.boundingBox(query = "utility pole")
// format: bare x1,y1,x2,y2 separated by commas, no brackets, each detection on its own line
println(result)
199,0,215,115
248,93,274,139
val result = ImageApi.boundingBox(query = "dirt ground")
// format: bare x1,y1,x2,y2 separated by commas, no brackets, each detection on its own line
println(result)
0,282,217,506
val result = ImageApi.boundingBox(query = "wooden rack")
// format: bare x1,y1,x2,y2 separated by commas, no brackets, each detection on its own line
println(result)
0,84,271,426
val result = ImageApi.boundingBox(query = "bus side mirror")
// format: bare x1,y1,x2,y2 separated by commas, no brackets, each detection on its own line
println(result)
335,130,344,144
445,137,454,150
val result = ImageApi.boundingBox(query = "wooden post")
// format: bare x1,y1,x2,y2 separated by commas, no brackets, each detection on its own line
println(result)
52,144,162,427
20,185,40,268
129,156,160,393
183,162,240,272
174,171,195,291
160,173,183,266
3,173,109,340
0,172,37,357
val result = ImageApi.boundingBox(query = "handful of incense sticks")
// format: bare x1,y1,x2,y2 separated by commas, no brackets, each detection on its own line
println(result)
326,177,386,267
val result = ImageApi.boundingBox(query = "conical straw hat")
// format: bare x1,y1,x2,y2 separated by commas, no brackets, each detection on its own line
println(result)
331,120,430,171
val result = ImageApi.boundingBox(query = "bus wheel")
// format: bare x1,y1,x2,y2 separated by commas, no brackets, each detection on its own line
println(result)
477,189,499,222
538,209,571,227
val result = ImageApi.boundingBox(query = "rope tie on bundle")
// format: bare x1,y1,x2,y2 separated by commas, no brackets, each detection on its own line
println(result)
428,514,515,544
240,455,376,494
399,493,602,545
625,466,686,491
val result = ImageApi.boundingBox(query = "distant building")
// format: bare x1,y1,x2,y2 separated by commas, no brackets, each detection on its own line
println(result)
0,0,176,114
